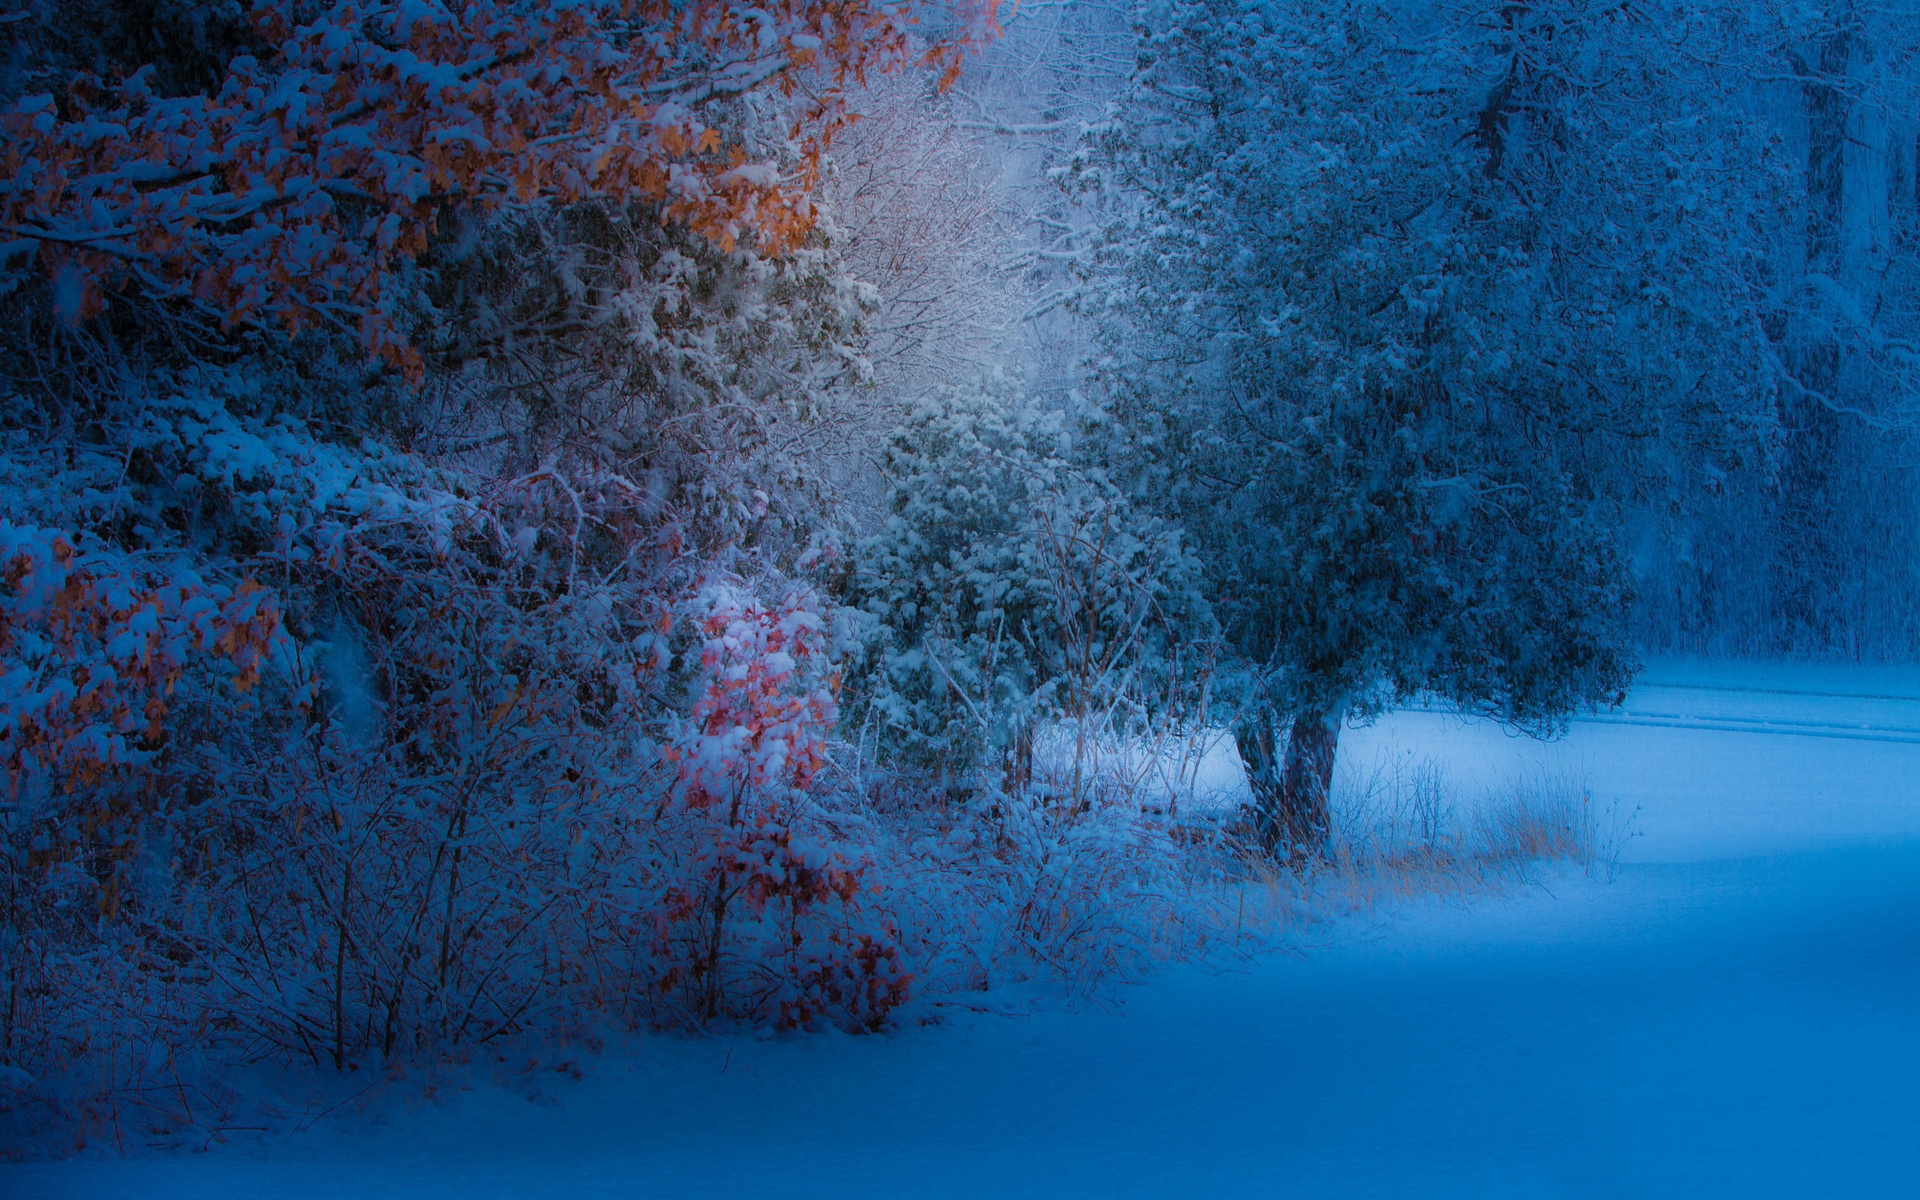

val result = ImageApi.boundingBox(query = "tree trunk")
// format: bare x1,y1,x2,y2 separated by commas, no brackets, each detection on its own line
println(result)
1278,710,1338,857
1803,8,1852,270
1233,709,1282,850
1777,7,1854,649
1235,707,1338,860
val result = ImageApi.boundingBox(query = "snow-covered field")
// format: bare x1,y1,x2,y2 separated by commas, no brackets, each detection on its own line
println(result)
11,660,1920,1198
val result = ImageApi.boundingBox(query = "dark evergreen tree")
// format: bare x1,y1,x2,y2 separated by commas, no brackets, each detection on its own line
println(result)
1073,0,1778,855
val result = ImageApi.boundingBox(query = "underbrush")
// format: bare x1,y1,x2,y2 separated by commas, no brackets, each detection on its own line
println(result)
0,745,1233,1157
0,574,1617,1162
0,375,1249,1157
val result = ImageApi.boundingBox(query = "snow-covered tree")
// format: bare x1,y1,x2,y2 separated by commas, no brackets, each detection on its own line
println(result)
1071,0,1781,854
0,0,996,370
842,379,1213,796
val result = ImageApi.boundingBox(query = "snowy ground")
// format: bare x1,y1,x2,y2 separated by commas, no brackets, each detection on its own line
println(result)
11,659,1920,1198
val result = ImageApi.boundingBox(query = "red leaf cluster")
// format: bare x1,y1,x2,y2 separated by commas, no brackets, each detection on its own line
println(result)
658,582,910,1029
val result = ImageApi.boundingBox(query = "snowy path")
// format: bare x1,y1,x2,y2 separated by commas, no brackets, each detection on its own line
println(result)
13,662,1920,1198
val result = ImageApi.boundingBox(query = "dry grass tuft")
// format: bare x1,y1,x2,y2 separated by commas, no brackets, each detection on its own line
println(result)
1167,750,1638,954
1319,753,1636,903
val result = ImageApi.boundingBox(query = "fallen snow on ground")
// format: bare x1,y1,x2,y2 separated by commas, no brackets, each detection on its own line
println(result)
11,659,1920,1198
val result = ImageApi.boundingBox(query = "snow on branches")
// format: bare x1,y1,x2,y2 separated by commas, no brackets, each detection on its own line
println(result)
844,381,1213,791
0,0,998,368
658,581,909,1031
672,582,837,807
0,523,281,797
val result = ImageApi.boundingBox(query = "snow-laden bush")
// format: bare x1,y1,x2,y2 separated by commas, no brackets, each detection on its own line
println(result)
654,581,909,1031
0,374,907,1148
0,367,1231,1150
841,379,1216,796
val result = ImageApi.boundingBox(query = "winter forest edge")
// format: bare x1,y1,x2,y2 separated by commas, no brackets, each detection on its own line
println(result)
2,0,1918,1158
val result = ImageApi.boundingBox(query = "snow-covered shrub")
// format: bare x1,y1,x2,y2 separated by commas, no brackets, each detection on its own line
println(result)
651,582,908,1030
0,369,915,1148
842,380,1215,796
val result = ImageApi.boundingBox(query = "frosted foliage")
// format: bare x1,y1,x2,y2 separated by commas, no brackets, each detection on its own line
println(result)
0,0,990,367
0,524,278,788
422,195,876,550
842,380,1214,785
1068,0,1785,723
0,396,916,1139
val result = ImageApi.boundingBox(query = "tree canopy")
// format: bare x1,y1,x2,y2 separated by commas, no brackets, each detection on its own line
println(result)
1066,0,1781,849
1,0,997,369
